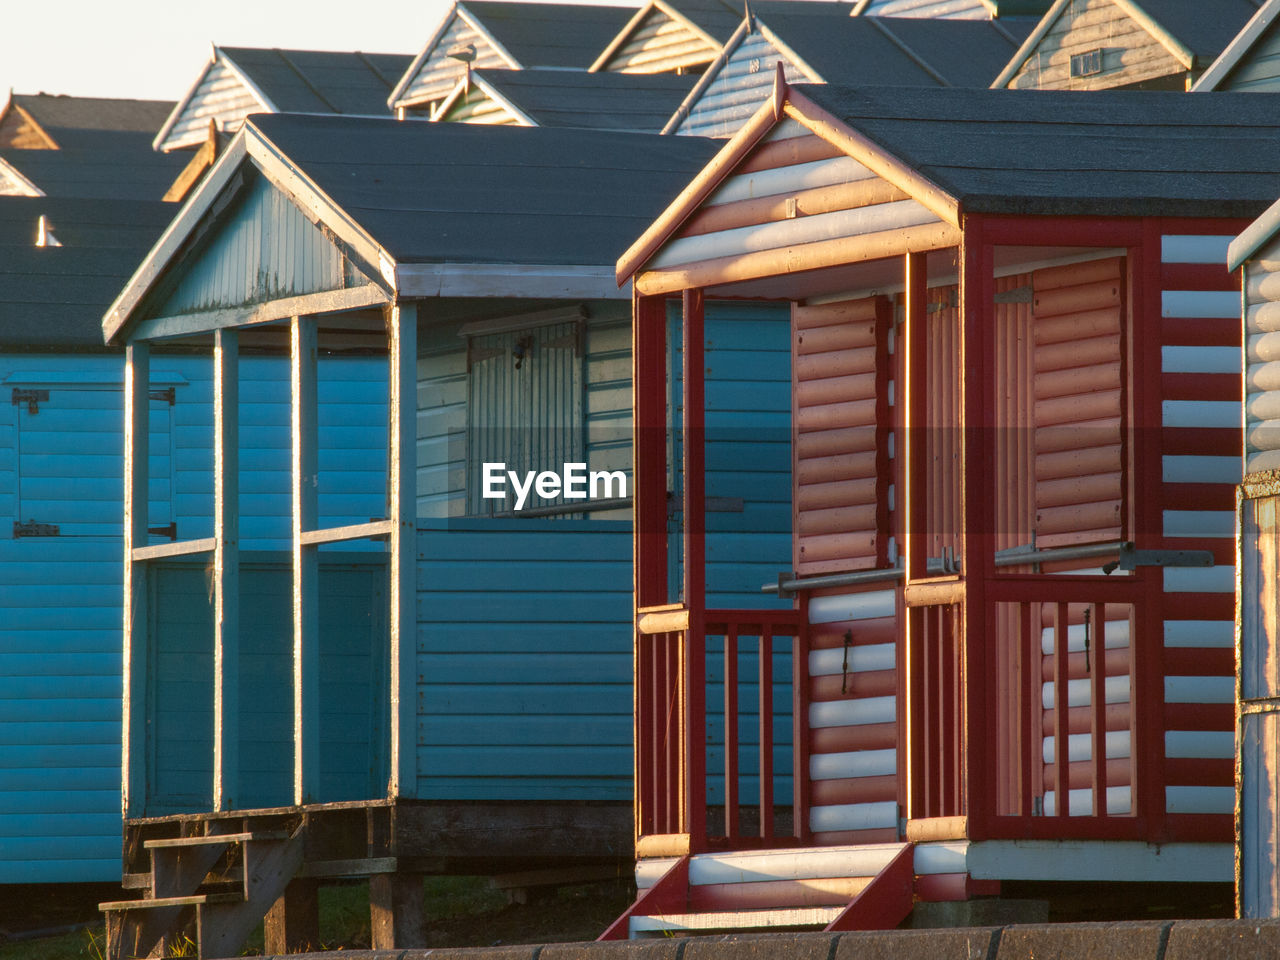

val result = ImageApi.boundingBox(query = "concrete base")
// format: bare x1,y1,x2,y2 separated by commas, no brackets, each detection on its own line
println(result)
910,898,1050,929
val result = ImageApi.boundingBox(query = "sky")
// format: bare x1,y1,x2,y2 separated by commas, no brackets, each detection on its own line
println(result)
1,0,643,104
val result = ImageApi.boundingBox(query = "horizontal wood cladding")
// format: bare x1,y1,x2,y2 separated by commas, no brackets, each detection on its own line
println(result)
602,8,719,74
793,296,891,575
1219,24,1280,91
397,16,511,111
1007,0,1185,91
640,121,952,295
1245,236,1280,474
159,59,262,152
677,33,807,139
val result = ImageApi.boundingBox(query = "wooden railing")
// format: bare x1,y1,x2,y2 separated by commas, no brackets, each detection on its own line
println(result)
635,605,806,854
907,601,964,821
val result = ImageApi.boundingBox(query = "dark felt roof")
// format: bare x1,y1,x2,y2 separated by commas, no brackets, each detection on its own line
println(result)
757,9,1033,87
662,0,742,44
1125,0,1262,61
9,93,176,144
0,133,188,201
221,48,413,115
461,1,636,67
796,84,1280,217
0,197,172,248
247,112,720,265
0,196,167,348
471,68,696,131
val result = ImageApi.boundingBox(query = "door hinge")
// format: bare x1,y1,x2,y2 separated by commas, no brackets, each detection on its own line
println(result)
11,388,49,414
148,522,178,541
148,387,176,405
14,519,59,538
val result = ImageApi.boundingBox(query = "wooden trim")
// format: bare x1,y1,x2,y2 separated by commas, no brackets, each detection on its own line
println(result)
903,580,966,608
8,104,59,148
387,8,461,109
905,816,968,842
990,0,1071,88
682,289,708,850
153,46,219,151
292,316,320,806
388,303,418,799
131,538,217,562
132,285,390,342
634,834,691,859
163,124,218,203
1194,0,1280,90
0,157,45,197
637,609,689,635
659,16,751,134
298,520,393,546
396,262,621,301
636,221,961,297
1115,0,1196,70
122,343,149,819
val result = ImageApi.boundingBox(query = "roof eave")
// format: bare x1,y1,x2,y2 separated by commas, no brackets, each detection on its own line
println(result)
588,0,656,72
660,14,751,135
153,45,220,151
1192,0,1280,91
1229,195,1280,271
1115,0,1196,70
991,0,1071,88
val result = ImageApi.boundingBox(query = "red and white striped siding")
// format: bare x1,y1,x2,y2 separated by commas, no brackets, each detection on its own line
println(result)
1155,231,1240,821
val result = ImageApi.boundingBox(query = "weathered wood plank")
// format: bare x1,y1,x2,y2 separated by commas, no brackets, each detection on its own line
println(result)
390,303,417,798
123,343,149,819
215,330,239,814
291,317,319,806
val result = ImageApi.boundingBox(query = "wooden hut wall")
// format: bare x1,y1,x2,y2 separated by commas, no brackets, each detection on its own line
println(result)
438,85,520,124
394,14,514,114
642,118,951,295
1209,21,1280,90
413,300,793,802
1005,0,1187,90
674,34,809,139
1245,232,1280,475
856,0,993,16
0,351,387,874
157,57,265,152
598,6,721,74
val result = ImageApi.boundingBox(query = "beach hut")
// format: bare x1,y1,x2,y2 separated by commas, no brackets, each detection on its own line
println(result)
0,94,175,151
665,6,1034,138
387,1,633,118
95,113,795,958
1191,0,1280,91
588,0,741,75
1226,200,1280,919
992,0,1263,90
431,67,694,131
607,79,1273,935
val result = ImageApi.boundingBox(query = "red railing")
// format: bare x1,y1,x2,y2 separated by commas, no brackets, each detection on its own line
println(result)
635,606,807,852
907,601,964,820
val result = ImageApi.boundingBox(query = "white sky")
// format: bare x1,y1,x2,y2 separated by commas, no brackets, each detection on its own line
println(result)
0,0,643,104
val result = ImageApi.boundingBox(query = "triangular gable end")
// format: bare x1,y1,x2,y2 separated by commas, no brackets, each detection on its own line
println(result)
0,159,44,197
131,167,379,339
1194,0,1280,91
671,22,815,138
625,83,960,298
391,7,520,115
593,1,722,75
155,53,273,152
434,77,528,125
997,0,1192,90
0,102,59,149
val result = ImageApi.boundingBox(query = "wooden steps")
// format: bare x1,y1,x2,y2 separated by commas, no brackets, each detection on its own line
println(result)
605,842,916,939
100,822,305,959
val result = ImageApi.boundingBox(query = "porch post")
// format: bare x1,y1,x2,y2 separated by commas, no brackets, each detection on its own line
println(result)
122,341,150,819
291,316,320,805
681,288,706,845
902,252,928,822
387,302,417,798
213,328,240,811
959,222,995,831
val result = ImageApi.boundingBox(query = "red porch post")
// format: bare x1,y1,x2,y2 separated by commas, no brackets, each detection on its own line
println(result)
682,288,708,849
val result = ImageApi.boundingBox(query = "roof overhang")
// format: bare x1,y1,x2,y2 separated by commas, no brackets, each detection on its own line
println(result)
1229,195,1280,271
588,0,724,73
1192,0,1280,90
433,72,535,124
154,45,278,152
620,69,961,290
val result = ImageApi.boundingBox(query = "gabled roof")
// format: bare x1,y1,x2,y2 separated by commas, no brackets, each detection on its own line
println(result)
589,0,740,72
993,0,1264,87
105,114,719,344
154,46,412,152
0,93,175,150
389,1,634,109
1192,0,1280,90
622,82,1280,284
665,7,1032,134
0,133,188,201
439,67,696,131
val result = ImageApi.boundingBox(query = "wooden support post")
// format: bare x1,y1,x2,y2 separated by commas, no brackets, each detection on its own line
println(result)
264,878,319,954
213,328,239,812
388,302,418,798
291,316,320,806
370,873,425,949
902,253,927,823
681,288,707,847
123,341,149,819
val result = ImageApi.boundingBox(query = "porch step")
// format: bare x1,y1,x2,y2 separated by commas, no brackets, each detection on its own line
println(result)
631,906,845,935
98,892,243,911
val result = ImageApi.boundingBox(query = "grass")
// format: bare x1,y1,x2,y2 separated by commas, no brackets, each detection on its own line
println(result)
0,875,577,960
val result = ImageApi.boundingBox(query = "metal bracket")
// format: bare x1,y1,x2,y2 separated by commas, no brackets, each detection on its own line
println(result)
14,519,59,538
1103,545,1213,575
147,522,178,542
148,387,176,405
11,388,49,414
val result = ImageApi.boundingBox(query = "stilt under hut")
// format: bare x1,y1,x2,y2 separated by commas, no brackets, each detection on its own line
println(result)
606,76,1278,935
92,114,783,958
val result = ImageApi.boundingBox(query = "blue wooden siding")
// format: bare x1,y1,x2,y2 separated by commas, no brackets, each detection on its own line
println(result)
675,33,808,139
0,352,386,881
147,557,389,815
148,175,371,321
1218,22,1280,91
